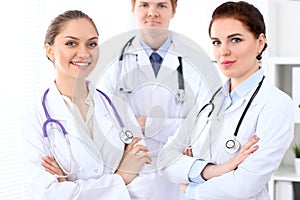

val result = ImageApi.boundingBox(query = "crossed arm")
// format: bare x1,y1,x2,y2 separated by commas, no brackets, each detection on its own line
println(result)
180,135,259,193
42,137,151,184
43,135,259,186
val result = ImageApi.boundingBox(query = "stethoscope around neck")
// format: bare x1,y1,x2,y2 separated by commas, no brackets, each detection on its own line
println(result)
41,88,134,178
42,88,134,145
194,75,265,154
118,36,186,103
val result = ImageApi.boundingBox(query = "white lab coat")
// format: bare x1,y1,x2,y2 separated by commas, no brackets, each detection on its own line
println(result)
98,32,213,200
98,32,213,153
158,77,295,200
21,82,154,200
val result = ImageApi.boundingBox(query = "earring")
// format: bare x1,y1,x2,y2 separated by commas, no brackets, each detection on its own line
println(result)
256,54,262,61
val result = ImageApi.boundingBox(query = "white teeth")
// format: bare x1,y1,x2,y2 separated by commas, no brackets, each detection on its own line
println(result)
73,62,89,67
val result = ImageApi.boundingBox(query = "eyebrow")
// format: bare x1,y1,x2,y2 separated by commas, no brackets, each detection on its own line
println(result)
64,36,99,40
210,33,243,40
227,33,243,38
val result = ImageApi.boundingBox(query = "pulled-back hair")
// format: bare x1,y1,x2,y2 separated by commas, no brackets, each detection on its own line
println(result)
208,1,265,39
44,10,99,46
208,1,267,55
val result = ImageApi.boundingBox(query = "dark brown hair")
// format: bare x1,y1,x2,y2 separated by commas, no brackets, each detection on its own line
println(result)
208,1,267,57
44,10,99,46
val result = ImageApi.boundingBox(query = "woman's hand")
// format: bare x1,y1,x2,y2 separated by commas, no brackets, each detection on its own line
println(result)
202,135,260,180
223,135,260,170
115,137,152,185
41,155,67,182
183,147,193,157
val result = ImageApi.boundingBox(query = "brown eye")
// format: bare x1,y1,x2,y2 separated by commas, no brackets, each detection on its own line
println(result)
65,41,76,47
88,42,98,48
140,3,148,8
159,4,168,8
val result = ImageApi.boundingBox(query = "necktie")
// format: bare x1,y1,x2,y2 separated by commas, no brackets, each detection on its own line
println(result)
149,52,162,77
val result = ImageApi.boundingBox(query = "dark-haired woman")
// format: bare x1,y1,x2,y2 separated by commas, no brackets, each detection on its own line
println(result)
158,1,294,199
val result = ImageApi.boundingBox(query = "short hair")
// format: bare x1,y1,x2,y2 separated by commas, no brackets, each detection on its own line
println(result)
131,0,178,11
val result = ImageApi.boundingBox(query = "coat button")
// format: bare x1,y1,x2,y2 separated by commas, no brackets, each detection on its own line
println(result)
94,169,98,173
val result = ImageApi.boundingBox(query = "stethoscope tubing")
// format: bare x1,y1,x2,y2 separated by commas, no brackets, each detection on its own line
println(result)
42,88,68,137
119,36,186,103
96,89,125,128
41,88,134,175
191,75,265,153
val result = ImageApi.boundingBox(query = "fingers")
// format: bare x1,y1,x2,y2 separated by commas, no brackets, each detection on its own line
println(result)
183,147,193,157
130,144,149,155
42,156,56,165
232,136,260,166
127,145,152,164
240,135,260,153
226,135,260,170
125,137,141,152
136,151,152,164
41,155,63,175
124,136,149,154
247,145,259,154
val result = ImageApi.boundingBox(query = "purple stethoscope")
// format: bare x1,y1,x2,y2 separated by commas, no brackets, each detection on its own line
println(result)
42,88,134,145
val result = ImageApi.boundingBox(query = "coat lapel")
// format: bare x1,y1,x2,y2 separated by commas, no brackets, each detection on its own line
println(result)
46,83,102,162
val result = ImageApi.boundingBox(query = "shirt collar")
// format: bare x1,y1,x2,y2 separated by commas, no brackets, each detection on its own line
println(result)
221,68,264,109
139,35,172,59
61,81,94,110
231,68,264,98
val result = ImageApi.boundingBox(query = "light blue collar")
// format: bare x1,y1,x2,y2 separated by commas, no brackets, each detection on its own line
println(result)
140,35,172,59
223,68,264,109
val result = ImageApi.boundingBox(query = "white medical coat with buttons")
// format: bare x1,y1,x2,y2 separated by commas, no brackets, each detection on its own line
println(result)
98,33,212,155
98,32,214,200
158,77,295,200
21,82,154,200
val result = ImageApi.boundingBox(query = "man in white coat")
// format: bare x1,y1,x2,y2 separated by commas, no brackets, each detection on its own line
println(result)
97,0,220,199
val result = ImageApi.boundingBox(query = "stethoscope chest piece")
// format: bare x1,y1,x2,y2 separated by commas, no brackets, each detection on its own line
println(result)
225,138,241,154
120,129,134,144
175,89,186,103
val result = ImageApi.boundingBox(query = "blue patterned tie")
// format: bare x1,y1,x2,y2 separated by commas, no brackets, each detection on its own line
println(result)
149,52,162,77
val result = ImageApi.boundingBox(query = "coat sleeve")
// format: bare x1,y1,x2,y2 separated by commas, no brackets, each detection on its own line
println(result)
21,106,132,200
159,88,295,199
157,106,202,183
192,92,295,199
